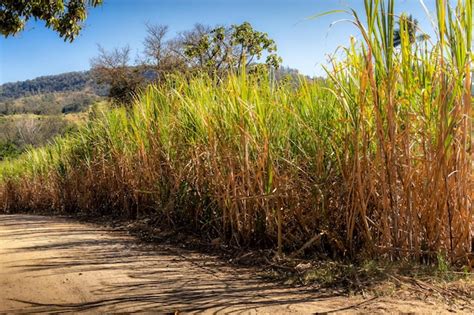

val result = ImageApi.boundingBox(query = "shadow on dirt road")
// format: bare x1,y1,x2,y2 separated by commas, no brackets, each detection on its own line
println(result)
0,215,463,314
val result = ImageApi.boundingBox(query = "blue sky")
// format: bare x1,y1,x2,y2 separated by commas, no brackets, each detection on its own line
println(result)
0,0,438,84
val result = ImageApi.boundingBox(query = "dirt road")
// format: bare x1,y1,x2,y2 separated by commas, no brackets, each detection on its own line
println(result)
0,215,469,314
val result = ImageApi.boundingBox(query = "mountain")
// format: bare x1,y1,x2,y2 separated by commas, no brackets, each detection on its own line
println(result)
0,71,108,115
0,71,108,101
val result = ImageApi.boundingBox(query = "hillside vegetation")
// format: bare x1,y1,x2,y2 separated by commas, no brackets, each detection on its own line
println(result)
0,71,106,115
0,0,471,266
0,91,101,115
0,71,106,101
0,72,105,158
0,113,87,160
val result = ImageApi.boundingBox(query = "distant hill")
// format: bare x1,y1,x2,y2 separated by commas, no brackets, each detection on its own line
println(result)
0,71,108,101
0,71,108,115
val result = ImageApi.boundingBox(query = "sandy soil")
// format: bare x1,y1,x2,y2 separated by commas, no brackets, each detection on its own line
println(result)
0,214,470,314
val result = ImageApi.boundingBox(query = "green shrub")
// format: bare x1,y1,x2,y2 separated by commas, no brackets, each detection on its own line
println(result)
0,140,21,160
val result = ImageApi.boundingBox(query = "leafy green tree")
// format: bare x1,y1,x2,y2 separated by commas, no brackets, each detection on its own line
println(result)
231,22,281,68
0,0,102,41
182,22,282,74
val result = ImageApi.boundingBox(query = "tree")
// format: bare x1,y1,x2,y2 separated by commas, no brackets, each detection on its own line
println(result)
142,24,186,75
171,23,215,69
181,22,282,74
231,22,281,69
91,46,144,104
0,0,102,41
143,24,169,66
